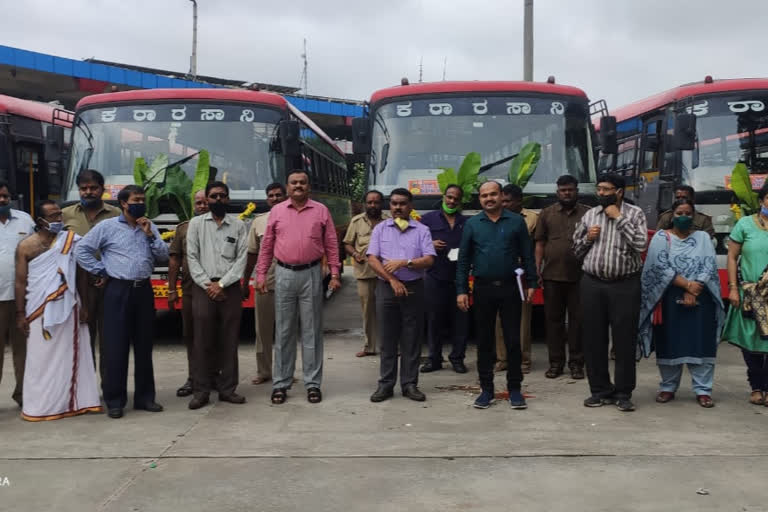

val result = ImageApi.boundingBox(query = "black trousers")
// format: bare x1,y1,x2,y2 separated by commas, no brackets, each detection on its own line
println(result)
102,279,156,410
543,280,584,369
580,273,641,399
425,275,468,365
377,279,424,391
473,280,522,392
192,284,243,397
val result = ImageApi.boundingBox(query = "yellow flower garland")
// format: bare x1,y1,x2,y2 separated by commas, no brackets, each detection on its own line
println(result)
239,202,256,221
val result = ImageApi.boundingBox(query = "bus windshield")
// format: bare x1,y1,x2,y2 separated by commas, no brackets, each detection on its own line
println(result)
682,95,768,192
64,103,284,202
369,95,595,195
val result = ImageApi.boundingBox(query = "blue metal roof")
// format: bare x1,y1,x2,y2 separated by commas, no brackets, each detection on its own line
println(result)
0,44,362,117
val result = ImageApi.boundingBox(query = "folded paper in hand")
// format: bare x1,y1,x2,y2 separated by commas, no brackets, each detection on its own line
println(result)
447,248,459,262
515,268,525,301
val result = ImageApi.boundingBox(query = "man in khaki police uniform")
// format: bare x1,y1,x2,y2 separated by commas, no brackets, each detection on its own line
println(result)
343,190,387,357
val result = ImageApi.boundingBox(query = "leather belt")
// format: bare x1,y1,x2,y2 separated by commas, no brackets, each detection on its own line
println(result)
276,259,321,271
112,278,150,288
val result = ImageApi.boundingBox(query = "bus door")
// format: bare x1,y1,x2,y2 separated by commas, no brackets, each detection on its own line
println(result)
636,116,665,226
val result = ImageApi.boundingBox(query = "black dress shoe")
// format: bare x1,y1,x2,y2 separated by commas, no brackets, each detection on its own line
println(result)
370,386,394,403
135,402,164,412
219,393,246,404
189,394,210,410
402,384,426,402
451,361,468,374
420,361,442,373
107,408,123,419
176,379,193,397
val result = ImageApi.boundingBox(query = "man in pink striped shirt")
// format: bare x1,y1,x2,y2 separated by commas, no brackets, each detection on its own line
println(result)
256,170,341,405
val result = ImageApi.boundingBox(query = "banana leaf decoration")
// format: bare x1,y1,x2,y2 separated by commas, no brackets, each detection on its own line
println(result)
133,150,210,222
730,161,759,216
436,151,481,205
507,142,541,189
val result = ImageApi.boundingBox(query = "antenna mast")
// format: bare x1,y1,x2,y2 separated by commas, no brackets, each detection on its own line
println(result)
442,57,447,81
419,56,423,83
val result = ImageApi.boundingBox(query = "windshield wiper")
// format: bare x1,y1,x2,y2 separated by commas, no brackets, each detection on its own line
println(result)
75,117,95,172
145,152,200,184
477,152,519,174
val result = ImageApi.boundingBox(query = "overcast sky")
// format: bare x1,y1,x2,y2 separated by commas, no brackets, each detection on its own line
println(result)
3,0,768,109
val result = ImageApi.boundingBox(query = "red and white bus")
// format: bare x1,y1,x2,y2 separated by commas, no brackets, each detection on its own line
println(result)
0,94,73,215
352,80,601,210
596,77,768,296
62,88,353,309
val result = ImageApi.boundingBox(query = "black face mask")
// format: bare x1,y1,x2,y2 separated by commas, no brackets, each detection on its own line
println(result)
365,206,382,218
597,194,618,208
209,202,227,217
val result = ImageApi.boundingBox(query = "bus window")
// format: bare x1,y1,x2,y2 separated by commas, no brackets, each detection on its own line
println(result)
642,120,662,171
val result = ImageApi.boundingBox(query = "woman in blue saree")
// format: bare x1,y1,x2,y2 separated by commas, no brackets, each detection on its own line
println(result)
639,199,724,407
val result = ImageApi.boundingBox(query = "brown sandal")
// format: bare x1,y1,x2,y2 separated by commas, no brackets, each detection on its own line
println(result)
697,395,714,408
545,367,563,379
656,391,675,403
749,390,765,405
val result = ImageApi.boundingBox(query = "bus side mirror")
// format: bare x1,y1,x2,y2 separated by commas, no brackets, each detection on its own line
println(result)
278,120,301,158
673,113,696,151
44,125,65,162
351,117,371,155
599,116,618,155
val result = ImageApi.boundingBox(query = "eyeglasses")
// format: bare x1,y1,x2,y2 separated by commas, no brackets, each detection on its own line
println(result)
596,186,617,193
209,193,228,200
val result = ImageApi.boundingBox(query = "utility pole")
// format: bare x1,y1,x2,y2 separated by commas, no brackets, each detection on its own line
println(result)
300,38,308,98
523,0,533,81
189,0,198,80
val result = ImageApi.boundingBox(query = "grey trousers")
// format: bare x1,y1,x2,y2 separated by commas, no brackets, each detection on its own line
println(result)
254,290,275,380
376,279,424,391
273,264,324,390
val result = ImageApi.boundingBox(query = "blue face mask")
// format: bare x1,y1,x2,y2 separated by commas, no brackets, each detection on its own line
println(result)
126,203,146,219
44,221,64,234
0,204,11,216
762,206,768,216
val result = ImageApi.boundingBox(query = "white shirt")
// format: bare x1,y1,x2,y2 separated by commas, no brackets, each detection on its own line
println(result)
0,209,36,301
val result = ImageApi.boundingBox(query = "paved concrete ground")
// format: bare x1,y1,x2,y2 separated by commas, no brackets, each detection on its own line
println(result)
1,273,767,511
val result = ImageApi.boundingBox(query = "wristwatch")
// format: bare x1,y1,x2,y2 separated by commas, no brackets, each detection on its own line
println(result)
406,259,413,269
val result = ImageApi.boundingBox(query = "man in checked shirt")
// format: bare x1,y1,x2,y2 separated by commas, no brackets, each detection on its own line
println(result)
573,174,647,412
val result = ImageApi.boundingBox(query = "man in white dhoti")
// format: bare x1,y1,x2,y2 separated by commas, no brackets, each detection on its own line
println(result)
15,200,101,421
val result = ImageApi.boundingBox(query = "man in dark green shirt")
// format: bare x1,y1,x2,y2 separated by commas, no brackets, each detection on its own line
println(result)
457,181,537,410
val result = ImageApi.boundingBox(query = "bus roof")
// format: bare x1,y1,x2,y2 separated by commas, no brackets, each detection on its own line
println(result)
0,94,73,126
75,88,288,110
607,78,768,125
370,80,588,104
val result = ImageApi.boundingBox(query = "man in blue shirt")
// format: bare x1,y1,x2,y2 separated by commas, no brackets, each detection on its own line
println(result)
457,181,537,410
75,184,169,419
419,184,469,374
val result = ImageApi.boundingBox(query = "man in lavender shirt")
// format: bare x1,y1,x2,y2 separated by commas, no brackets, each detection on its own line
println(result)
367,188,436,402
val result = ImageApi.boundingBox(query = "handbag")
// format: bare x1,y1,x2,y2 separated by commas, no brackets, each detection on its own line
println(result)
651,231,672,326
